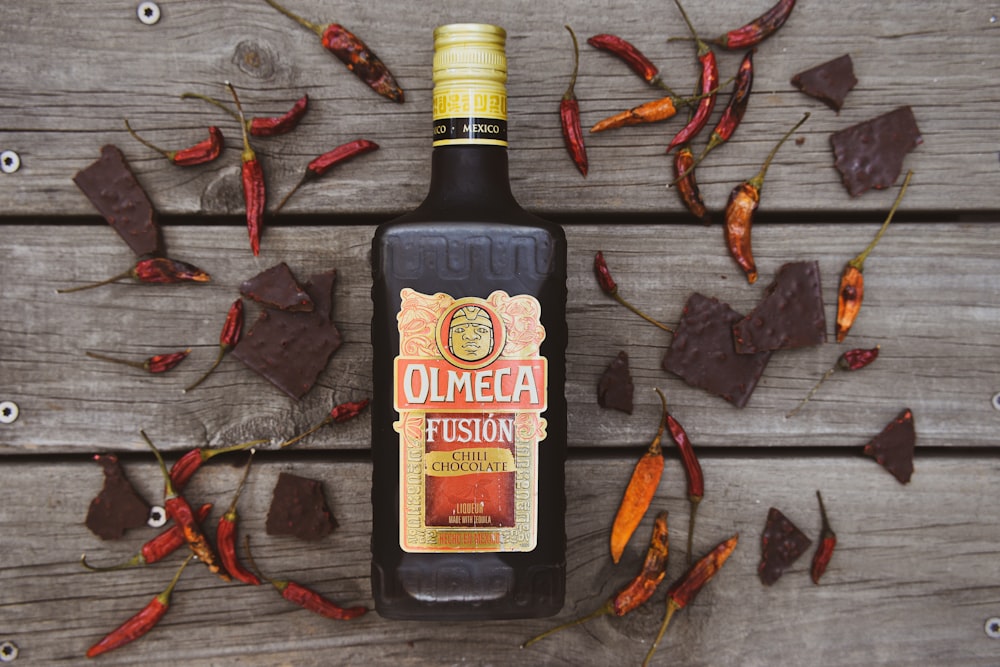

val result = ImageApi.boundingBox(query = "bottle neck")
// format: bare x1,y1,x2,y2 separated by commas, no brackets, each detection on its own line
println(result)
423,144,517,212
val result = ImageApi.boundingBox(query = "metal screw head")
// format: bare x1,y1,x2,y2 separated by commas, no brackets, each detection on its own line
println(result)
0,640,18,662
0,402,18,425
137,1,161,25
987,617,1000,639
0,151,20,174
992,392,1000,411
147,505,167,528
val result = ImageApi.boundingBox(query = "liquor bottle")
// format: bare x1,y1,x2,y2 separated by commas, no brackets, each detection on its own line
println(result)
370,23,567,620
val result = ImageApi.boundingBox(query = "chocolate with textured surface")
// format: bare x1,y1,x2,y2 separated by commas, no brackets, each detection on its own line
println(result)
85,454,151,540
758,507,812,586
863,408,915,484
240,262,314,312
265,472,337,541
831,106,922,197
597,350,634,414
734,261,827,353
304,269,337,321
791,54,857,112
662,292,772,408
73,145,162,257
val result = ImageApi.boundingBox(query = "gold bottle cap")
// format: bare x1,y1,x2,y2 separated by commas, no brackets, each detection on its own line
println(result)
433,24,507,85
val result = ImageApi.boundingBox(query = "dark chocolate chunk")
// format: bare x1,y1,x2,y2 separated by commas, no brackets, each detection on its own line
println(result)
85,454,151,540
831,106,922,197
597,350,634,414
73,145,162,257
791,54,857,112
265,472,337,541
304,269,338,321
662,293,772,408
863,408,915,484
758,507,812,586
240,262,314,312
733,261,827,353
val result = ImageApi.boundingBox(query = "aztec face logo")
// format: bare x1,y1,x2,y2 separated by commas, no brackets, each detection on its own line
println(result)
435,298,506,369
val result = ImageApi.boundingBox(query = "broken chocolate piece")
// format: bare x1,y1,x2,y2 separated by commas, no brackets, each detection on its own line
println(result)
597,350,634,414
733,261,827,353
663,293,772,408
265,472,337,541
240,262,314,312
863,408,915,484
85,454,151,540
791,54,857,112
831,106,922,197
759,507,812,586
305,269,338,321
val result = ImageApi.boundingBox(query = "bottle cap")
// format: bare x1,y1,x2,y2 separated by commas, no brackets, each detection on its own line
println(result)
433,24,506,85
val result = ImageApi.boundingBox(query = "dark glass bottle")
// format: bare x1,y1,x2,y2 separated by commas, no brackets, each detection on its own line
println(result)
370,23,567,620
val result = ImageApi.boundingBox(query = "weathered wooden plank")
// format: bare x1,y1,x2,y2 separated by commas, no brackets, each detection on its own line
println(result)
0,455,996,665
1,0,998,215
3,223,999,453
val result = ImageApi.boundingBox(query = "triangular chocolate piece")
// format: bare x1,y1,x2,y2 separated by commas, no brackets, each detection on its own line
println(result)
265,472,337,541
863,408,915,484
831,106,922,197
791,54,857,112
598,350,634,414
85,454,151,540
663,293,772,408
73,145,162,257
733,261,827,353
240,262,314,312
759,507,812,586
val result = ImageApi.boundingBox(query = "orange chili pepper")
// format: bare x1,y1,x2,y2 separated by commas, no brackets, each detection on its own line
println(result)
836,170,913,341
610,388,668,564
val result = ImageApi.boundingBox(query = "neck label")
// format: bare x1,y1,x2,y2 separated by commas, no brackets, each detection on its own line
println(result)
433,87,508,147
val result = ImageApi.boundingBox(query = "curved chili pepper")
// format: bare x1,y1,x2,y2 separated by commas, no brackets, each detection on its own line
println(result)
228,83,266,256
709,0,797,50
589,86,717,134
169,437,268,490
85,349,190,374
184,298,245,392
811,490,837,584
85,554,193,658
643,534,739,667
836,171,913,341
181,92,309,137
560,26,588,177
217,454,261,586
673,145,710,224
57,257,211,294
274,139,380,212
594,252,674,333
724,112,809,283
665,406,703,565
262,0,402,102
279,398,370,448
610,389,668,563
81,504,212,571
124,120,223,166
666,0,718,153
586,34,678,96
786,345,881,418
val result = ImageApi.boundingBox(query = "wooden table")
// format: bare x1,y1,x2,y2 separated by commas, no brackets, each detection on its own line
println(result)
2,1,998,664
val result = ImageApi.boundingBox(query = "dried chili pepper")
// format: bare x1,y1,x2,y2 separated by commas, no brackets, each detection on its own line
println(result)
836,171,913,342
169,437,268,491
81,504,212,571
261,0,403,103
279,398,370,449
786,345,881,418
586,34,678,96
673,144,710,224
216,453,261,586
181,92,309,137
643,534,739,667
274,139,380,212
706,0,797,50
610,389,668,564
141,430,230,581
589,86,717,134
594,251,673,333
560,25,588,177
811,490,837,584
184,298,244,392
57,257,211,293
123,120,224,166
724,112,809,283
86,349,190,374
522,511,669,648
85,554,193,658
227,83,266,256
665,0,719,153
665,403,703,565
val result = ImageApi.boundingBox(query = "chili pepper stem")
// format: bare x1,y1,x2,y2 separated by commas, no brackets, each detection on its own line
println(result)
274,177,307,213
279,416,334,449
261,0,324,36
123,119,172,158
226,82,255,164
816,490,832,533
204,438,269,461
80,552,142,572
521,601,613,648
786,366,837,418
225,450,255,516
141,429,178,498
643,600,680,667
669,134,724,187
183,348,226,393
849,170,913,271
86,351,148,370
673,0,709,55
613,292,674,334
748,112,809,190
56,269,134,293
180,92,242,124
563,25,580,101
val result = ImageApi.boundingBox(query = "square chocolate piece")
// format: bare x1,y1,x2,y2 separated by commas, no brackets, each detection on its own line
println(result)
662,293,772,408
791,54,857,112
597,350,634,414
265,472,337,541
733,261,827,353
240,262,314,312
831,106,922,197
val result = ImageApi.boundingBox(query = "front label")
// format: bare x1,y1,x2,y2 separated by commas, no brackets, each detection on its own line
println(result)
394,289,547,552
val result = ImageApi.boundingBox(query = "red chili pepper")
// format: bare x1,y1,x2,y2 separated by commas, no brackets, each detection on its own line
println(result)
81,504,212,571
708,0,797,50
586,34,678,95
85,554,193,658
181,92,309,137
274,139,380,212
786,345,881,418
593,252,674,333
168,437,268,491
280,398,370,448
724,113,809,283
141,430,230,582
57,257,211,293
123,119,223,166
228,83,266,256
184,298,245,392
216,454,261,586
261,0,402,102
666,0,719,153
811,490,837,584
85,349,190,374
673,144,710,224
560,26,588,177
665,405,703,565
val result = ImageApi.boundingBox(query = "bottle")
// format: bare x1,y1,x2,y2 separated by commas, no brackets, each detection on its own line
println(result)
370,23,567,620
